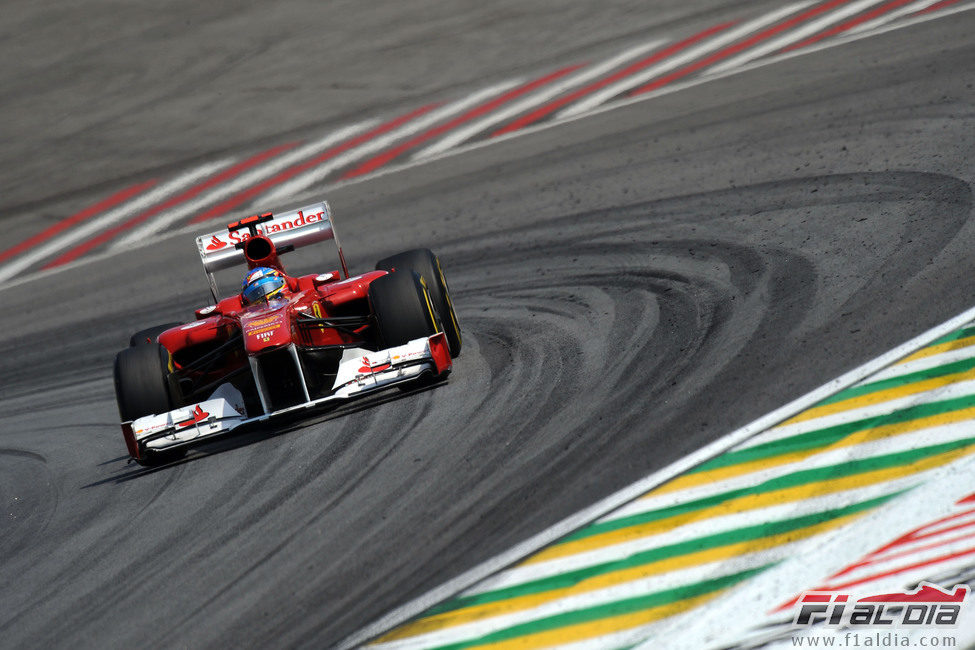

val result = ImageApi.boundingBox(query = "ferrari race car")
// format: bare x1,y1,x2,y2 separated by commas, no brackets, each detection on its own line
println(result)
113,200,461,466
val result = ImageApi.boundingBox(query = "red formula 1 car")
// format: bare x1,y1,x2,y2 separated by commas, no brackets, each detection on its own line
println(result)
113,200,461,465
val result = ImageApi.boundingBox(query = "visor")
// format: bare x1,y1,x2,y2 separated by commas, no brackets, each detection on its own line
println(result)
243,276,286,304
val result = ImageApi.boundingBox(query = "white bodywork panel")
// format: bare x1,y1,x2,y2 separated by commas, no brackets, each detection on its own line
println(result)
128,334,450,454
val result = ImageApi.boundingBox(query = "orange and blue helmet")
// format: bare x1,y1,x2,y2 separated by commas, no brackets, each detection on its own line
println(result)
242,267,288,304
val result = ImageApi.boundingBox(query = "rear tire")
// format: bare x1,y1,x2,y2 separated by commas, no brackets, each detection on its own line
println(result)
376,249,461,357
129,322,182,347
114,343,176,422
368,270,439,348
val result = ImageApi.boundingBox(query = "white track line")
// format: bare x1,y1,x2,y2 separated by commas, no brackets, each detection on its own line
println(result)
558,3,814,119
336,306,975,649
847,0,948,34
0,160,233,283
109,122,378,247
548,625,669,650
410,40,667,160
709,0,890,74
257,81,522,206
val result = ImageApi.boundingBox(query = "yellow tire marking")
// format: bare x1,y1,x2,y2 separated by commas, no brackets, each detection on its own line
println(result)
419,276,441,333
436,258,461,345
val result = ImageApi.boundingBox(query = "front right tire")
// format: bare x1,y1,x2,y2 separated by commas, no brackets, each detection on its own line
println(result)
114,343,186,466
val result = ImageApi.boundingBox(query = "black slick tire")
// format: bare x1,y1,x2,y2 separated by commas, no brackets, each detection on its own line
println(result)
114,343,176,422
368,270,439,349
376,249,461,357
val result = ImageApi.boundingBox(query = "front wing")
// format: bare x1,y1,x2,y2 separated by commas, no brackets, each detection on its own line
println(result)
122,333,452,461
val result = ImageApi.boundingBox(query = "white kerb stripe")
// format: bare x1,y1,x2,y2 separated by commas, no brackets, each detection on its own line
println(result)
0,159,233,283
110,121,378,247
368,550,789,650
708,0,890,74
259,81,523,206
410,40,667,160
846,0,947,34
558,2,815,119
545,624,672,650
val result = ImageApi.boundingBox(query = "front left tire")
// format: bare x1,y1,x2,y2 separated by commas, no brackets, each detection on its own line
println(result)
376,248,461,357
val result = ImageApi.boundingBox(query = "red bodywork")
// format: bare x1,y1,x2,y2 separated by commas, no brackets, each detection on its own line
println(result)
154,229,389,410
159,271,386,353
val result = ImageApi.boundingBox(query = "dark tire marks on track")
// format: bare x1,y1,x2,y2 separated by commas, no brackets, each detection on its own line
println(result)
1,5,974,648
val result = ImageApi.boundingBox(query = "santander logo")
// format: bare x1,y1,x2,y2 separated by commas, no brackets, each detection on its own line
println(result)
200,209,328,253
206,235,227,251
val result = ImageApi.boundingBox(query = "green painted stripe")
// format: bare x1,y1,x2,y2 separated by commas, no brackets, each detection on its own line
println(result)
817,355,975,407
555,438,949,545
696,393,975,473
426,567,770,650
425,493,897,618
928,325,975,347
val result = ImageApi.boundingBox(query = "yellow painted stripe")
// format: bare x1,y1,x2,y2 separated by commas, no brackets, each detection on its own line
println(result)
465,590,722,650
780,366,975,426
376,513,861,642
527,443,975,564
895,335,975,365
648,405,975,498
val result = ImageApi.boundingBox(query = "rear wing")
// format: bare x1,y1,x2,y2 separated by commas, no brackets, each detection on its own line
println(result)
195,200,348,301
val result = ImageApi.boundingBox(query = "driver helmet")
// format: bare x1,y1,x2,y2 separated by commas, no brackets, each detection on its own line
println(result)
242,267,288,304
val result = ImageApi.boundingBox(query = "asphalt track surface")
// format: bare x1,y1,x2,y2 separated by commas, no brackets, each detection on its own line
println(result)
1,2,974,648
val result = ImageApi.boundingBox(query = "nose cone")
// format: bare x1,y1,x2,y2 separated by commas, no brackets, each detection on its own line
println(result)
240,306,292,353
